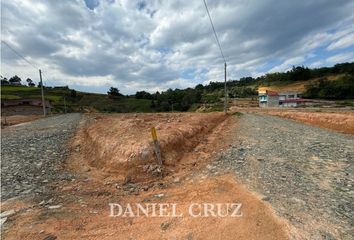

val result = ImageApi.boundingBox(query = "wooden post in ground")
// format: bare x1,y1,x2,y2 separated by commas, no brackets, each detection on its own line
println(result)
151,127,162,165
224,62,227,113
39,69,46,116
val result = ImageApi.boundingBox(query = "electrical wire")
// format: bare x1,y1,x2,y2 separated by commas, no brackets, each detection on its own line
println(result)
202,0,226,64
1,40,38,70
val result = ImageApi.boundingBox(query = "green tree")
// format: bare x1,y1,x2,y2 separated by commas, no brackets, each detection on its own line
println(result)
26,78,35,87
107,87,122,98
9,75,22,85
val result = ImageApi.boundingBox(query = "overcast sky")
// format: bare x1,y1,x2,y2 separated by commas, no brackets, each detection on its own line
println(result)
1,0,354,94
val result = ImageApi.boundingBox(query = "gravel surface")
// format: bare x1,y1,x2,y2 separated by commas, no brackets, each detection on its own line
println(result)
214,113,354,239
1,113,81,201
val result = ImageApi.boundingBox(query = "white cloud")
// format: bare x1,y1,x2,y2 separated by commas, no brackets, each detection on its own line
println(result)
326,52,354,63
1,0,354,94
326,32,354,50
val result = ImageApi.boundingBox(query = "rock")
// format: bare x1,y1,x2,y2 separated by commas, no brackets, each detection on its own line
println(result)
0,217,7,227
290,197,306,205
123,176,132,185
43,234,57,240
154,193,165,198
0,209,15,218
173,177,180,183
160,221,171,231
47,205,62,209
157,182,167,189
261,196,271,201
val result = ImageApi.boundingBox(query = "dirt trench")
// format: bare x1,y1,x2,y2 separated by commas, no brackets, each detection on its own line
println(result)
69,112,230,182
1,112,293,240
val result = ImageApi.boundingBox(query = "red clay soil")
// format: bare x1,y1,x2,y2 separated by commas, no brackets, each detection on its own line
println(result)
1,112,293,239
68,112,230,183
263,111,354,134
1,175,291,240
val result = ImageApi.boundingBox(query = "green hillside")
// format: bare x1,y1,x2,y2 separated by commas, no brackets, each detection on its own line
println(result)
1,62,354,113
1,85,153,113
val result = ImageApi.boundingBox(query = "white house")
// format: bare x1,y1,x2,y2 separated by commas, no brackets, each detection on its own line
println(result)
258,90,305,107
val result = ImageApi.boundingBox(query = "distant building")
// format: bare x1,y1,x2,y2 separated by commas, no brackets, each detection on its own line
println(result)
1,99,53,116
258,90,305,107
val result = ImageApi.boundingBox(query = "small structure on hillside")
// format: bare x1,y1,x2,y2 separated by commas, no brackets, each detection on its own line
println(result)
1,99,53,116
258,90,305,107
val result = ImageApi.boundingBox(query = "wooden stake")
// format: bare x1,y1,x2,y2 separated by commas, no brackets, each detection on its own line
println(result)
151,127,162,165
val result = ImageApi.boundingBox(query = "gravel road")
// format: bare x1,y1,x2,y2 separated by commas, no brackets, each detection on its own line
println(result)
215,113,354,239
1,113,81,201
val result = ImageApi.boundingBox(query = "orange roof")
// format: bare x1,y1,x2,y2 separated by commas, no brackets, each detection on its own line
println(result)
266,90,278,96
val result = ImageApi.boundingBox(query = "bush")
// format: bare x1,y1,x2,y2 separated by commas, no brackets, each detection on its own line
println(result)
304,75,354,99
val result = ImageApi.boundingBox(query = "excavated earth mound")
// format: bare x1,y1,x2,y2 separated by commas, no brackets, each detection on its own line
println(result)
264,111,354,134
70,112,229,181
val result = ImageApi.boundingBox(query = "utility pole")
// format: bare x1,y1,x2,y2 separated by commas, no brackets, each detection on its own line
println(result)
224,62,227,113
63,95,67,114
39,69,46,116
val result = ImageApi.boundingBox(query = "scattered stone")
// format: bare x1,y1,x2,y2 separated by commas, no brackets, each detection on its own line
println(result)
173,177,180,183
261,196,270,201
154,193,165,198
123,176,132,185
290,197,306,205
160,221,171,231
157,182,167,189
215,113,354,238
0,209,15,218
0,217,7,227
43,234,57,240
47,205,62,209
1,114,81,201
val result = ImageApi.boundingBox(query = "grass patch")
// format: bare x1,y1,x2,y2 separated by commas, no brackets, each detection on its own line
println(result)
1,94,21,100
1,85,37,91
336,100,354,107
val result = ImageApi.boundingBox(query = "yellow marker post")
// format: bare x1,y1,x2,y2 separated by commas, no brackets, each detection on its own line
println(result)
151,127,158,141
151,127,162,165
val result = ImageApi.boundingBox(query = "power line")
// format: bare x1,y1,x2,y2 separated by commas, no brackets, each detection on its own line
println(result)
202,0,226,64
1,40,47,116
1,40,38,70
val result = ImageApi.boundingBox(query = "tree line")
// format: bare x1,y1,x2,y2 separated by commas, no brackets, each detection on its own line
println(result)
1,75,36,87
119,62,353,110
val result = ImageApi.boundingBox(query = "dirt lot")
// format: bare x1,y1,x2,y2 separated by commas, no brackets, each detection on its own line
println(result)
1,112,292,240
1,175,290,240
258,110,354,134
1,115,43,127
